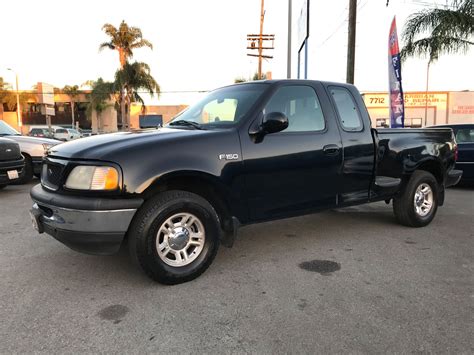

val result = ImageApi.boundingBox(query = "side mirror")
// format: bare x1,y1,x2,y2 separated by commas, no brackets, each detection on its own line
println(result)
261,112,289,134
249,112,288,143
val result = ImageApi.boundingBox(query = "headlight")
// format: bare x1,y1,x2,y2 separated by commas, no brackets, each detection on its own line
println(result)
64,166,119,190
42,143,54,156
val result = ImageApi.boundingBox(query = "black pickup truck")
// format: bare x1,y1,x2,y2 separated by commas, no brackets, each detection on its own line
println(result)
30,80,462,284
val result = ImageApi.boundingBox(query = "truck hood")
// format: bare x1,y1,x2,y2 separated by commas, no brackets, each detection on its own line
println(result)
47,128,215,161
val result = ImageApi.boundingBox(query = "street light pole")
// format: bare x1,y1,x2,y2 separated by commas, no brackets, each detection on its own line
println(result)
424,61,430,127
7,68,22,131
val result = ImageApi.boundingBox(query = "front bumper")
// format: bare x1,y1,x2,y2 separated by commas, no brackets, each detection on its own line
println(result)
32,157,44,174
445,169,463,187
30,184,143,255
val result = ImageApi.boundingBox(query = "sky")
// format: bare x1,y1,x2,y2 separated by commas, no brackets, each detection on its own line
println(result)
0,0,472,105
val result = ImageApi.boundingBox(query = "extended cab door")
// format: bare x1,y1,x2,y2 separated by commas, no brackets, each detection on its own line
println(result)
240,82,343,222
326,85,375,204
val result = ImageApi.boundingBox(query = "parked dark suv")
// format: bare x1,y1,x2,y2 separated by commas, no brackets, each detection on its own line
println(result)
432,124,473,184
0,138,24,189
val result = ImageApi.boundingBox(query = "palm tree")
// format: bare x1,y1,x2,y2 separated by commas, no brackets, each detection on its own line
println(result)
0,78,35,114
86,78,115,133
62,85,80,128
401,0,473,62
234,77,247,83
99,20,153,130
401,0,473,125
114,62,160,128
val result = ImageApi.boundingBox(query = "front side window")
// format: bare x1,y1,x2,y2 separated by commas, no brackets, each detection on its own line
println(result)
330,86,363,131
263,85,325,132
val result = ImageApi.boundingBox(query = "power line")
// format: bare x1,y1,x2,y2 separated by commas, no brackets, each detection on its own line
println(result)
317,0,368,48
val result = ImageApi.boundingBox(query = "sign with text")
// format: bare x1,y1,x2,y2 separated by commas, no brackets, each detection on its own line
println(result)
37,82,55,106
364,93,448,108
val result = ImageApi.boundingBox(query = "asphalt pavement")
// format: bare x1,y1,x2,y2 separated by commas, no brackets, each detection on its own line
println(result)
1,181,473,353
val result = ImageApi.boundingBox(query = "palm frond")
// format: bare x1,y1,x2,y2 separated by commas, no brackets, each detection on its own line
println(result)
401,36,473,62
101,24,118,37
99,41,115,51
130,39,153,50
401,0,474,61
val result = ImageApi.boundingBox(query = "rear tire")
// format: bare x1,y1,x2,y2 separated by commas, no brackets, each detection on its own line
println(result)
393,170,439,227
128,190,220,284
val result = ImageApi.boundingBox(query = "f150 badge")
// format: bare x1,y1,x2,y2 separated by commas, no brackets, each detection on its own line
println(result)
218,153,239,160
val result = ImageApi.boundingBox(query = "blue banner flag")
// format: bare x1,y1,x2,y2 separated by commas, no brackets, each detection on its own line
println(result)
388,17,405,128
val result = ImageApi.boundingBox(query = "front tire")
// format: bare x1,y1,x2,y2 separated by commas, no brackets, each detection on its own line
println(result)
128,190,220,284
393,170,439,227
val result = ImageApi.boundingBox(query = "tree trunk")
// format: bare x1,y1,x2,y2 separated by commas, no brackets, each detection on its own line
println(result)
120,86,126,131
119,48,126,69
126,95,131,130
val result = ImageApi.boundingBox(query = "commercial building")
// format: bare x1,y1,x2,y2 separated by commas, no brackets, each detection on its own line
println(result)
0,90,187,134
363,91,474,128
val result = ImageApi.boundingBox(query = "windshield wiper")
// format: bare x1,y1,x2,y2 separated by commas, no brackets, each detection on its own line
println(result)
169,120,204,130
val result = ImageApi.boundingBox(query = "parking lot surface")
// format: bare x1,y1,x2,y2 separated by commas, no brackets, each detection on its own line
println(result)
1,181,473,353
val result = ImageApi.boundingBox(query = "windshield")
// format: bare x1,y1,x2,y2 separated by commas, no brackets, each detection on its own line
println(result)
0,120,20,136
168,84,268,128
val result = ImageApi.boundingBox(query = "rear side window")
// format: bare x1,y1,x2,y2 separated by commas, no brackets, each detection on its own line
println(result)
330,86,363,131
456,128,474,143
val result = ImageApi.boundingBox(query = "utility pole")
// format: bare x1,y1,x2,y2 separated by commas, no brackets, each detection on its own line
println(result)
346,0,357,84
247,0,274,79
287,0,292,78
258,0,265,79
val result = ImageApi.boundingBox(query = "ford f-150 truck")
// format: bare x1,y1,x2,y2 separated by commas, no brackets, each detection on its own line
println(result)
30,80,462,284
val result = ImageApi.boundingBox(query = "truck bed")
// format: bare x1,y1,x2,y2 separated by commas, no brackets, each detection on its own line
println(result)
372,127,456,199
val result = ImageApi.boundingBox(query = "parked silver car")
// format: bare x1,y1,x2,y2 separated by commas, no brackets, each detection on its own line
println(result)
0,121,60,183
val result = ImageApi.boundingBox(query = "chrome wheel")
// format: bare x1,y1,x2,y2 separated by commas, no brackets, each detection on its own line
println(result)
156,213,205,267
414,183,434,217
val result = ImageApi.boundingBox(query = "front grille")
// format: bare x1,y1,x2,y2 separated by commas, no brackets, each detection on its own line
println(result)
41,162,64,190
0,141,21,161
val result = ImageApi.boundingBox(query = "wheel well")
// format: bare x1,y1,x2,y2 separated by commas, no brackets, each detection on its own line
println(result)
141,174,233,231
416,160,443,184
